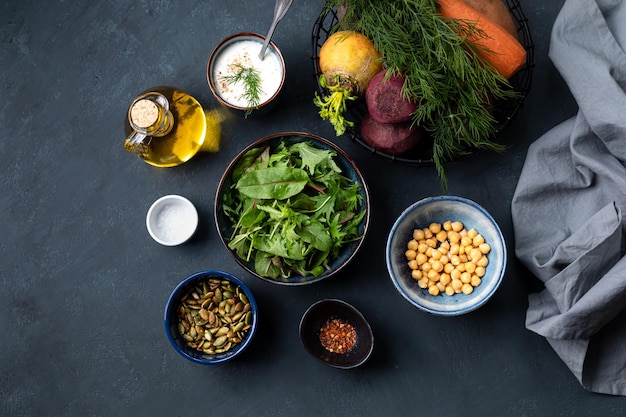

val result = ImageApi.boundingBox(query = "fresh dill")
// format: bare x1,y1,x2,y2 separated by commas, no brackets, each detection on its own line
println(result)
220,64,264,115
325,0,520,190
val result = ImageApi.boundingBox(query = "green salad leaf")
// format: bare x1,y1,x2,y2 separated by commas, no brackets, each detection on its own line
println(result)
222,140,365,279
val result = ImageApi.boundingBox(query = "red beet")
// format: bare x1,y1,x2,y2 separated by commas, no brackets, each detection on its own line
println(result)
365,70,417,123
360,115,423,155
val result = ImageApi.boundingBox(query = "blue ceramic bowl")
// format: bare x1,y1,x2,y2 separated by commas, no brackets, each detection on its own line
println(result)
215,132,370,286
386,196,507,316
164,270,258,364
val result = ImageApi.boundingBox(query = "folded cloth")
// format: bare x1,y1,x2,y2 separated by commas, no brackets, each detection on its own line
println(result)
511,0,626,396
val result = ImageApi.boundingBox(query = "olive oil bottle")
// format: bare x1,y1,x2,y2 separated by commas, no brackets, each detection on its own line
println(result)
124,86,214,167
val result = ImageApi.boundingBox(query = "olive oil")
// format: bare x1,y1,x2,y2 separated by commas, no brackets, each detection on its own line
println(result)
124,86,209,167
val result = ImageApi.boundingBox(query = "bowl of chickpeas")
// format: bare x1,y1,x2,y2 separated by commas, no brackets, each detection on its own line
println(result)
385,196,507,316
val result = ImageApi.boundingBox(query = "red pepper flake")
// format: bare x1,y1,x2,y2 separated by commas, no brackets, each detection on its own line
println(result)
319,318,357,354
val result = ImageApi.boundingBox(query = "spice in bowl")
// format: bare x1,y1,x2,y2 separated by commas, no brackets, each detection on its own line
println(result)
319,318,357,354
299,299,374,369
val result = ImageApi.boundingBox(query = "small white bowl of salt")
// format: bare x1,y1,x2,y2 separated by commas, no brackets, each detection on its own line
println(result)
146,195,199,246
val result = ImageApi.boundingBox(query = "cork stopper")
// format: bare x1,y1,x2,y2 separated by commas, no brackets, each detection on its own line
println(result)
130,99,159,128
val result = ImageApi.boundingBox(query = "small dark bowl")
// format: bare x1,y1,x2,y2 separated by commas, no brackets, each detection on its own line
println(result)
214,132,370,286
164,270,258,364
299,299,374,369
207,32,286,117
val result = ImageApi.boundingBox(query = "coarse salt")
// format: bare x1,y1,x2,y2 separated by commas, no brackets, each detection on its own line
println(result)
156,203,195,243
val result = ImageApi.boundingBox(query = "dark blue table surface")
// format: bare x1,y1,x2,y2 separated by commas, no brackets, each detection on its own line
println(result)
2,0,625,416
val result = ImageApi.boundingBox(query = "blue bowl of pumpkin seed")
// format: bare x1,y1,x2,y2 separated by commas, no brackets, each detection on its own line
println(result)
214,132,371,285
164,270,258,364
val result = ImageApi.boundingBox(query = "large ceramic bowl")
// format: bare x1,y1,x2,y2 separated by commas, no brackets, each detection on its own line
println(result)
386,196,507,316
164,270,258,364
215,132,370,285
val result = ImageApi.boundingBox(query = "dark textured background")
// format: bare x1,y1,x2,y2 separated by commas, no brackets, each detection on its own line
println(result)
2,0,625,415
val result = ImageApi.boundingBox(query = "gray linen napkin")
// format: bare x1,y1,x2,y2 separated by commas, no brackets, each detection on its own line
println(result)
511,0,626,396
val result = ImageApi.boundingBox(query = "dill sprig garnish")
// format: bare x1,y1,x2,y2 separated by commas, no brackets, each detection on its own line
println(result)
221,63,264,116
326,0,520,190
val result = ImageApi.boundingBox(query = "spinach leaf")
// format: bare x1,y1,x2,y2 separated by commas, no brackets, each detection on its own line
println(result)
236,166,308,199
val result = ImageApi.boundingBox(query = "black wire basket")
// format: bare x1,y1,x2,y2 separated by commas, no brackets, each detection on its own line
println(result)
311,0,535,166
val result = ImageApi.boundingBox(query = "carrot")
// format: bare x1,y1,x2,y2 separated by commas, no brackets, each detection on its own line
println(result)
462,0,518,38
437,0,526,79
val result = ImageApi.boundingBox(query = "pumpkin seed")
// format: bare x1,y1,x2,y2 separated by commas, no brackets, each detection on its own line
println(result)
176,278,253,356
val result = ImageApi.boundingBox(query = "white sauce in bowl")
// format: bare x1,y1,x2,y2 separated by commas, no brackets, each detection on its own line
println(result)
211,38,284,108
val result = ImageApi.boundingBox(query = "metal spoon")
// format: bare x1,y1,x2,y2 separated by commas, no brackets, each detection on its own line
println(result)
258,0,294,60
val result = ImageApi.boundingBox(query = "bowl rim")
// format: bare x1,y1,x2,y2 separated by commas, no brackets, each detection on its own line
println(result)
206,31,286,112
163,269,258,364
214,131,371,286
385,195,507,316
146,194,198,246
299,298,374,369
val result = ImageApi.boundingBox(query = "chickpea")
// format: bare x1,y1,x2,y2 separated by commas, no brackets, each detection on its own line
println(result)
469,248,482,262
450,268,462,281
472,234,485,247
404,221,490,298
429,223,442,234
430,259,444,273
470,275,482,287
448,231,461,244
427,269,440,282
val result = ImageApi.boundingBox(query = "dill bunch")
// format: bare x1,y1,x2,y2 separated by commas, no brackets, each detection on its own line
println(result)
325,0,519,190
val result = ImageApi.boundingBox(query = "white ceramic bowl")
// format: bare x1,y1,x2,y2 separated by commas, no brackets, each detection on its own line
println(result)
146,195,198,246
